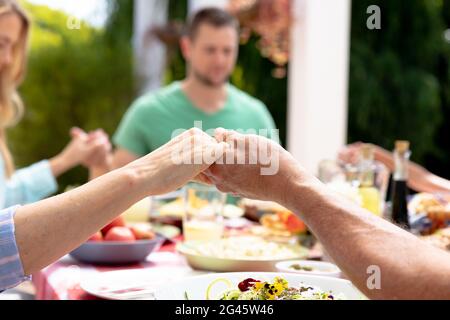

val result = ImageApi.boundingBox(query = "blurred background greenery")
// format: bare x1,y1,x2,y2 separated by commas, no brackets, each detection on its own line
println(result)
349,0,450,178
8,0,450,192
10,0,135,187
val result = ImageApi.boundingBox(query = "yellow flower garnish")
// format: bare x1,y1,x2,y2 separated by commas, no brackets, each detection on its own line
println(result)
253,282,264,291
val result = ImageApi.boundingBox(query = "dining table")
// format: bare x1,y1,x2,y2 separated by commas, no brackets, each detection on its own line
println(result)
32,236,323,300
31,237,188,300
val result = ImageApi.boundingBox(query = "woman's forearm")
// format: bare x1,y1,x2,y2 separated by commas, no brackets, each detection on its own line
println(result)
285,179,450,299
375,146,450,194
14,166,147,275
49,153,76,178
13,128,223,276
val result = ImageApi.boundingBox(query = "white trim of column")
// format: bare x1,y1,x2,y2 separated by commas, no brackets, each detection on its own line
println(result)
133,0,169,93
287,0,351,175
188,0,229,15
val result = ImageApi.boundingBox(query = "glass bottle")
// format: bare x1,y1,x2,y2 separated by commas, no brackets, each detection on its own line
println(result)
390,141,411,229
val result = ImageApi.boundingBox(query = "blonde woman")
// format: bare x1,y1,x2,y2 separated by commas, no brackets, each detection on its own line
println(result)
0,0,111,209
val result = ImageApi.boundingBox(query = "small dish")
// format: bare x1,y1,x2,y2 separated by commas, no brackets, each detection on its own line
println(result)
275,260,341,278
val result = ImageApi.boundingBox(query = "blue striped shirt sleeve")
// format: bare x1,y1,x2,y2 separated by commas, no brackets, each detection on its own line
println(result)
0,205,30,292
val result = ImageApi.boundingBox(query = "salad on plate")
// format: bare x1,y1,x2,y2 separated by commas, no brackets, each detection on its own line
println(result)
203,276,343,300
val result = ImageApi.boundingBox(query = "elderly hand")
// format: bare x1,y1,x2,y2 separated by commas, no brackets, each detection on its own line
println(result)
201,128,316,206
337,142,364,165
127,128,228,197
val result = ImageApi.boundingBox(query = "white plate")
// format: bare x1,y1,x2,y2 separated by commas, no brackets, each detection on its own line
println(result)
154,272,366,300
275,260,341,278
80,267,201,300
177,240,309,272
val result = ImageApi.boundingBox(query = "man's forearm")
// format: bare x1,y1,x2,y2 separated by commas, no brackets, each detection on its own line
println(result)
14,166,148,276
283,177,450,299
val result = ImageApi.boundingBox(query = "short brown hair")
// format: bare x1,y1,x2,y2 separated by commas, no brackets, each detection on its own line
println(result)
187,7,239,40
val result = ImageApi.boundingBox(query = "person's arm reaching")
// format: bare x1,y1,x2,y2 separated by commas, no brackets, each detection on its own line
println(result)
11,129,226,277
2,129,109,208
206,129,450,300
285,181,450,299
87,100,150,178
373,145,450,194
340,143,450,195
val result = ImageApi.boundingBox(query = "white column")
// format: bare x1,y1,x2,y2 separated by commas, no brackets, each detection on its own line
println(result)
188,0,229,16
133,0,169,93
287,0,352,175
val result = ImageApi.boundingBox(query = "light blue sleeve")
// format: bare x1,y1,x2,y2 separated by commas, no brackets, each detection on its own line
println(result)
0,158,5,209
0,205,30,292
3,160,58,209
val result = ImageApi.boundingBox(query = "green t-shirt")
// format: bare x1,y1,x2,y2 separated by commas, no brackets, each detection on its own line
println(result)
113,82,278,156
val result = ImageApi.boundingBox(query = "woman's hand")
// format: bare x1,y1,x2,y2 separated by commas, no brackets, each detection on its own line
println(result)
337,142,363,165
70,128,113,171
202,128,317,207
126,128,227,197
50,127,111,177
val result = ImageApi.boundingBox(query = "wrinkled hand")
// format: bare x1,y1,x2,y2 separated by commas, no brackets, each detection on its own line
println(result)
201,128,312,205
128,128,227,196
69,127,112,169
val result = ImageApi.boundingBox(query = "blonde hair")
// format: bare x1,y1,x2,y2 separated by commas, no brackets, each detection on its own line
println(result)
0,0,30,177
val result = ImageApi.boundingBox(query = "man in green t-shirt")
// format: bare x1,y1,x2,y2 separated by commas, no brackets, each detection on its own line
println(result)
111,7,278,168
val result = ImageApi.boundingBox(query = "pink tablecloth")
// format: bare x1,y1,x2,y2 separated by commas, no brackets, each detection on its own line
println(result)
32,238,323,300
32,240,187,300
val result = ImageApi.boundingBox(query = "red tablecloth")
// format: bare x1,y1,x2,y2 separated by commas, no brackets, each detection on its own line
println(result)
32,240,188,300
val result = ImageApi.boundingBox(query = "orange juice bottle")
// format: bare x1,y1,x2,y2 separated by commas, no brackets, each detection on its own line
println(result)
358,144,382,216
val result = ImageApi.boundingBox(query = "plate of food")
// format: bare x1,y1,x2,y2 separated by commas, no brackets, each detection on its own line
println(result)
408,193,450,233
154,272,365,300
241,198,290,221
420,227,450,251
275,260,341,278
177,236,309,272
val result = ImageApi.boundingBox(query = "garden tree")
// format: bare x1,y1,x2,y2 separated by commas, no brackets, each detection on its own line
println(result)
9,1,134,191
349,0,450,178
428,0,450,178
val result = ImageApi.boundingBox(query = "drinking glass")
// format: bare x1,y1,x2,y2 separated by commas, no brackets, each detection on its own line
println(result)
183,183,226,242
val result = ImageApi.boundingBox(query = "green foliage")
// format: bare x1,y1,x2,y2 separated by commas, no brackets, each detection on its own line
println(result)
349,0,449,177
9,1,135,190
104,0,134,44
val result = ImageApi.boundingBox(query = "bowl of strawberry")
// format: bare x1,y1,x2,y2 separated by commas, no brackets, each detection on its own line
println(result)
70,216,164,265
